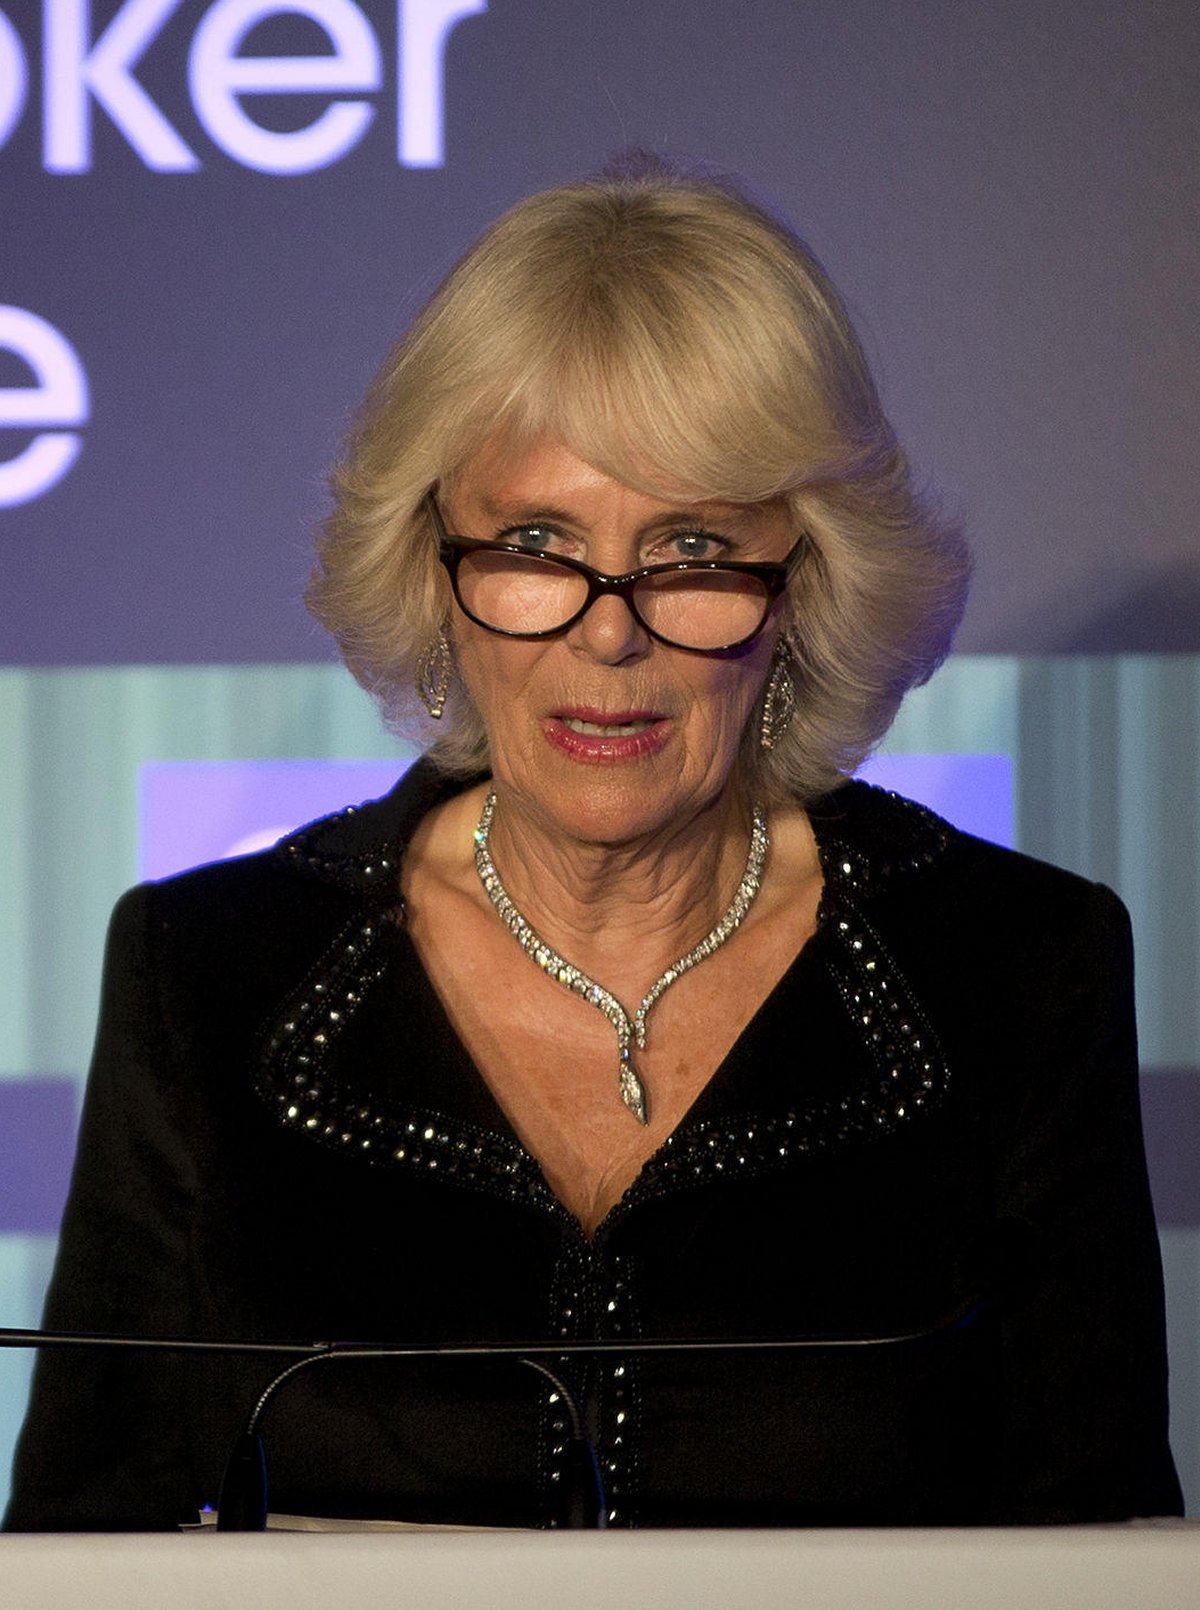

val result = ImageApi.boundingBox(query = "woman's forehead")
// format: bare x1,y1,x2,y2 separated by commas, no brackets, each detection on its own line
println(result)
445,405,792,509
447,433,789,527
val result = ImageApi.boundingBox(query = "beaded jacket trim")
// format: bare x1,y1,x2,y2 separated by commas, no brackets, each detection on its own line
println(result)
257,781,954,1232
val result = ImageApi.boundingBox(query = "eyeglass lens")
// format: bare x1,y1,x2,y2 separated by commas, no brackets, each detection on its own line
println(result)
454,548,772,650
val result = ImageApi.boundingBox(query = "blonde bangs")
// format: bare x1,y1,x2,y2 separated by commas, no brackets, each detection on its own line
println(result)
431,180,850,506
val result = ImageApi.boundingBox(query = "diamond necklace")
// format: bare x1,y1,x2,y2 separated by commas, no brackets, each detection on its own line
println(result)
472,790,770,1126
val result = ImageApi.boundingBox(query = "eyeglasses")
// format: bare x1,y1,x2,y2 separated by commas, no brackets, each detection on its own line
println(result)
428,497,805,653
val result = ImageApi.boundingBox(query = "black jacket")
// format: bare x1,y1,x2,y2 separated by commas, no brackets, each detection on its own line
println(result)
5,762,1182,1529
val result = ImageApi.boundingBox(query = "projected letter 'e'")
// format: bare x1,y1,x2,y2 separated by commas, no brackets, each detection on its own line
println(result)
0,308,89,509
189,0,382,174
0,10,28,150
398,0,486,168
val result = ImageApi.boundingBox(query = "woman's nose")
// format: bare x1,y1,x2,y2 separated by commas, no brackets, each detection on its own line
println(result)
566,591,651,665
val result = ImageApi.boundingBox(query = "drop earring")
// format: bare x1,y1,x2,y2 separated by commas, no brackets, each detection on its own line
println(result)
416,627,452,719
760,643,796,751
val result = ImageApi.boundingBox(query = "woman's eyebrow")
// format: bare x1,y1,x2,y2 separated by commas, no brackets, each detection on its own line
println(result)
474,496,579,527
639,506,747,529
471,492,758,533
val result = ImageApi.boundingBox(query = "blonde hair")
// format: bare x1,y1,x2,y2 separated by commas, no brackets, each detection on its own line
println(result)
308,161,969,801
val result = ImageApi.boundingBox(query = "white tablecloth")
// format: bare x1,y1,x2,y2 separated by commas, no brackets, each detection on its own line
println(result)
3,1524,1198,1610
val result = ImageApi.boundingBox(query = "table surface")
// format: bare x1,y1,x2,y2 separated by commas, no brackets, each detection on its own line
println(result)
3,1525,1199,1610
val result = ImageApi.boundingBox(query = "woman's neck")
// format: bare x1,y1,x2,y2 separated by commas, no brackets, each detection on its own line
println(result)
479,780,759,992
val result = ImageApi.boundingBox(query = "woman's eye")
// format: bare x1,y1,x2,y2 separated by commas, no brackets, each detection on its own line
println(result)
505,525,556,553
659,531,726,562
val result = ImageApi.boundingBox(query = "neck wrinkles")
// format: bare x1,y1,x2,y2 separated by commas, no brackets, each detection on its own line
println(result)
480,782,761,981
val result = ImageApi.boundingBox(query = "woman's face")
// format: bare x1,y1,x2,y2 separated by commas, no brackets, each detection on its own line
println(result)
441,436,796,848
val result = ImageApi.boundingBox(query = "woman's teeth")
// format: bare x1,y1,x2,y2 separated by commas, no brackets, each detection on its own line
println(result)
562,717,654,736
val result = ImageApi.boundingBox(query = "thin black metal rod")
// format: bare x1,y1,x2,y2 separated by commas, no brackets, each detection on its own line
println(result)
0,1302,982,1362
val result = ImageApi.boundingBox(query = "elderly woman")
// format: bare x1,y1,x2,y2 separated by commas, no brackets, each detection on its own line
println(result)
6,165,1181,1530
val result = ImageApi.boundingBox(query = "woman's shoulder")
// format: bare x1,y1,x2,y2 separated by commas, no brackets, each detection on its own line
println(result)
808,779,1129,952
100,757,471,1010
806,783,1136,1098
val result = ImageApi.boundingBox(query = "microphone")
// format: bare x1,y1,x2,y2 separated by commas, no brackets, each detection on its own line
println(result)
213,1346,607,1531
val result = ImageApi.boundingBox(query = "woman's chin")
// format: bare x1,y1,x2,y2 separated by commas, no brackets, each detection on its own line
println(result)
495,759,732,855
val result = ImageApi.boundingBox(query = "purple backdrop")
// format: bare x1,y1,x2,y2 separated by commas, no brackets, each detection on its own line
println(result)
2,0,1197,663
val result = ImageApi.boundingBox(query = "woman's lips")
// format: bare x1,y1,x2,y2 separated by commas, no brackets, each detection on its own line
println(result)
543,709,671,764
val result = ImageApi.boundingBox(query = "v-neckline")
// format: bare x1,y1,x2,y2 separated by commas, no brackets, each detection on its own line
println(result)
389,908,834,1235
258,767,956,1243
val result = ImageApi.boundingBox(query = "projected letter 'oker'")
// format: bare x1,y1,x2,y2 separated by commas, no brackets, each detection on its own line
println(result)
5,0,488,175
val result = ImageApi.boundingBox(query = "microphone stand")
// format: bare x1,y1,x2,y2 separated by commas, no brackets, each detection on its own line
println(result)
215,1346,606,1531
1,1301,983,1532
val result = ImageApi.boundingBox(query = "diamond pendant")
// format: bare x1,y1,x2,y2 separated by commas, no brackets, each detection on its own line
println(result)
619,1057,649,1125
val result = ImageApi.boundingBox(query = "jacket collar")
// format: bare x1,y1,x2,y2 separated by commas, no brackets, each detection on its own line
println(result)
259,757,958,1235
